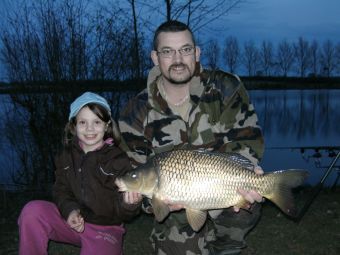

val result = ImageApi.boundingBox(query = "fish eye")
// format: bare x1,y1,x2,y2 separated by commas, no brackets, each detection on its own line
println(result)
128,171,138,179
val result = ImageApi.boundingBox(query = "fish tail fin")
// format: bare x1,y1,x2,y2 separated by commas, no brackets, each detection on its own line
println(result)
264,170,308,217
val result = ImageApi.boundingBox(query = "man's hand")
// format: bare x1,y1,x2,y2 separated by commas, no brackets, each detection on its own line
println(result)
163,199,185,212
67,209,85,233
168,203,185,212
233,166,265,212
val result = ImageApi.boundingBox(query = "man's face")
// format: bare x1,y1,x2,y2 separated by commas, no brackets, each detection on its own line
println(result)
151,30,200,86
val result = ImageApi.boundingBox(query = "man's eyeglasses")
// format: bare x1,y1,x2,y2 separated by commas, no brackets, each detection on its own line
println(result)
157,46,195,58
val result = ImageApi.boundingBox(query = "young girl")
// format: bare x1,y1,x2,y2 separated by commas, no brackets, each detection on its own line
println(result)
18,92,141,255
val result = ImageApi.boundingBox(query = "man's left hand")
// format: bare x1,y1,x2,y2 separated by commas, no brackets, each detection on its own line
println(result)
233,166,264,212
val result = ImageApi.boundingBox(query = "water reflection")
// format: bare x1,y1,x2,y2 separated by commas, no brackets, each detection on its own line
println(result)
251,90,340,142
250,89,340,186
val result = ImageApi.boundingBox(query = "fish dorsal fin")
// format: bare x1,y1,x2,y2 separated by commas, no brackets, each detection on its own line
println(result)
193,149,255,170
224,152,254,170
186,208,207,232
151,195,170,222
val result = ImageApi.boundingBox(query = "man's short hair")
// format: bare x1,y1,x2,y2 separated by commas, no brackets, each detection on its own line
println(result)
153,20,196,50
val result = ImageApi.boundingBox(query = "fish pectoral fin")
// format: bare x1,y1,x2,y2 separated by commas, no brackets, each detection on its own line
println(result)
151,195,170,222
186,208,207,232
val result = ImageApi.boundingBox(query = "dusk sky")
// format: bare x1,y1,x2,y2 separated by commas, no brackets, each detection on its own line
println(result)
1,0,338,43
214,0,340,45
0,0,339,80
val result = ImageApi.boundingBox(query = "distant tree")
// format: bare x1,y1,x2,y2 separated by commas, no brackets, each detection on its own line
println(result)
259,40,274,76
276,39,295,77
204,39,220,70
309,40,319,76
294,37,311,77
319,39,336,77
242,40,259,76
335,42,340,76
223,36,239,73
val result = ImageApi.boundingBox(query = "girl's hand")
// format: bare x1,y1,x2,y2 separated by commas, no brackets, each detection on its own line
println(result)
67,209,85,233
123,191,143,205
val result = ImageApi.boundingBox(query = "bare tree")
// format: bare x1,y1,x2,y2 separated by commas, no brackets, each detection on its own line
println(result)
223,36,239,73
164,0,172,21
89,6,144,80
40,0,91,80
319,39,336,77
1,5,46,82
204,39,220,70
259,40,274,76
128,0,141,79
276,39,295,77
309,40,319,76
143,0,243,32
294,37,311,77
0,0,93,82
242,40,259,76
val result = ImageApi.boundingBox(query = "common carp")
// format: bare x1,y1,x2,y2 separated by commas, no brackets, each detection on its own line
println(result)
115,149,308,231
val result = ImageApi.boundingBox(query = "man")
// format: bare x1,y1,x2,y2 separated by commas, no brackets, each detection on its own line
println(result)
119,20,264,255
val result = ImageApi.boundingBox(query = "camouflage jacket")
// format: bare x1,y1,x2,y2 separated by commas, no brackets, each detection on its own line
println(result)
119,66,264,167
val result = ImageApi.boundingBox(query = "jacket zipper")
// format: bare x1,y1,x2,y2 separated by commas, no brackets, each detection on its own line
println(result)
185,121,192,147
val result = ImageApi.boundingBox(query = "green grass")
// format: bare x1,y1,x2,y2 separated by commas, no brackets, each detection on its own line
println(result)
1,188,339,255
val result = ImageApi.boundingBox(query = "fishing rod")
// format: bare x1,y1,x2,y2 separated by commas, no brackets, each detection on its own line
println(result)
294,150,340,222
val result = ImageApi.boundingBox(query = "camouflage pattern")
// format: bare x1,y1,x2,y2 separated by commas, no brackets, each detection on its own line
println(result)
119,66,264,254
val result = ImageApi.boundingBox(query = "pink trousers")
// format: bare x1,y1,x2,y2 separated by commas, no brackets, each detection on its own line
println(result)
18,200,125,255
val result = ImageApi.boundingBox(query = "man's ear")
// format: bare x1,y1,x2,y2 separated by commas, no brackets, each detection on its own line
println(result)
195,46,201,62
151,50,159,66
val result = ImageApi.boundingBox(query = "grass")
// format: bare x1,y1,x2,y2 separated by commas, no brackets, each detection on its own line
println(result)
243,187,340,255
0,187,339,255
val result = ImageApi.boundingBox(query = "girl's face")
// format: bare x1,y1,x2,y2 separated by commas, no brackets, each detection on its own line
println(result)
75,106,107,153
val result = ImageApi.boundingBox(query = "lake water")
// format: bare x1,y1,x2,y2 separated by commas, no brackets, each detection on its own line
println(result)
0,94,20,188
0,89,339,187
250,89,340,187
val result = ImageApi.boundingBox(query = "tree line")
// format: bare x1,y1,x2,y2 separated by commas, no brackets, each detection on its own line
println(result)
2,0,339,85
202,37,340,77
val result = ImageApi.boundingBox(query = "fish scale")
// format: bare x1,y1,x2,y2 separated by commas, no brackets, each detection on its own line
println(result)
156,150,262,209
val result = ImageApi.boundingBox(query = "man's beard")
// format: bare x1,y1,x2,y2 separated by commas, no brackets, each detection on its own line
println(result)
166,63,194,85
